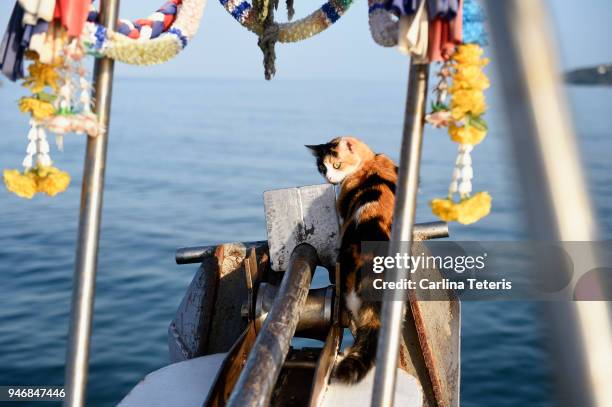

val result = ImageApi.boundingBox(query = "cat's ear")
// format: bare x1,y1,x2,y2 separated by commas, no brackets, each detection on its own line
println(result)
338,138,354,153
305,144,323,156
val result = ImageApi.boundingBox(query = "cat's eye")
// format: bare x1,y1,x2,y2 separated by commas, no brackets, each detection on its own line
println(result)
333,162,342,169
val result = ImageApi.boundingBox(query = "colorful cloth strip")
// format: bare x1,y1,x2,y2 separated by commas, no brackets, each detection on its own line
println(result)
369,0,486,50
426,0,459,20
88,0,181,40
384,0,419,17
462,0,487,46
0,3,27,81
383,0,458,19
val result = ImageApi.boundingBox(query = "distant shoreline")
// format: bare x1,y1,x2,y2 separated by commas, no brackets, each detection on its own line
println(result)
565,64,612,86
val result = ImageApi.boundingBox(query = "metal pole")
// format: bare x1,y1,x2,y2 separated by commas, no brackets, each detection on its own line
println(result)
227,243,318,407
63,1,119,405
175,222,448,265
485,1,612,406
371,61,429,407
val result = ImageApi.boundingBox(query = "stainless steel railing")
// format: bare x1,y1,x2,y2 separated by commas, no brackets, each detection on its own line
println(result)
63,0,120,405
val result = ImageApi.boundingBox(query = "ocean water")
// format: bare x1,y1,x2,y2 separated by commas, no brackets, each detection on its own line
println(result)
0,77,610,407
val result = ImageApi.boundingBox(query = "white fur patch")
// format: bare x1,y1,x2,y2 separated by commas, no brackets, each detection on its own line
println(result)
324,163,347,184
345,290,362,317
353,202,375,224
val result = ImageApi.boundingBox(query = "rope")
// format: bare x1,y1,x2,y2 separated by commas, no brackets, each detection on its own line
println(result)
256,0,280,79
258,22,280,80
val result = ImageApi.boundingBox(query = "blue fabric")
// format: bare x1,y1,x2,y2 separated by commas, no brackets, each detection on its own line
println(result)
321,3,340,23
87,10,99,22
0,3,26,81
168,28,187,48
150,21,165,38
117,23,132,36
368,3,386,13
22,21,49,48
383,0,418,16
159,3,178,14
426,0,458,20
231,1,251,21
462,0,488,45
22,25,34,48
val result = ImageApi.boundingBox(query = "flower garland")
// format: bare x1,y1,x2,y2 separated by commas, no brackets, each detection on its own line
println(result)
427,43,491,224
4,165,71,199
368,0,491,224
2,0,207,199
221,0,353,78
81,0,206,65
45,39,105,149
3,51,71,199
222,0,352,42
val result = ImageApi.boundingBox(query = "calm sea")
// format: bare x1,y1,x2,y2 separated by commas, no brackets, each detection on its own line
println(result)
0,77,610,406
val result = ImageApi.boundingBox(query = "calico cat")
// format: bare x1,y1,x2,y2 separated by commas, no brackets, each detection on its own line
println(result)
306,136,397,384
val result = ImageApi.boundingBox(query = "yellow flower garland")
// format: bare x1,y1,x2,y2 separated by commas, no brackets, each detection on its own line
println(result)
3,169,38,199
4,52,72,199
448,44,489,145
22,51,61,93
448,123,486,145
3,166,71,199
430,192,492,225
18,97,56,121
429,44,492,225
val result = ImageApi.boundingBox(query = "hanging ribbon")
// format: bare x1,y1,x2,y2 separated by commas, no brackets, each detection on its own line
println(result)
369,0,483,57
55,0,91,38
0,3,28,81
426,0,459,20
396,0,429,62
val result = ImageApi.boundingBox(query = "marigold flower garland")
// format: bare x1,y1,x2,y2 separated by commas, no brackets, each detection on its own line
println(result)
3,51,71,199
371,0,492,224
427,43,491,224
3,0,207,199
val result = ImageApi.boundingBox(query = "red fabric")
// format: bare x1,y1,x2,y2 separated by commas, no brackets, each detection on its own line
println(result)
428,0,463,62
162,13,174,30
135,19,153,27
452,0,463,44
54,0,91,37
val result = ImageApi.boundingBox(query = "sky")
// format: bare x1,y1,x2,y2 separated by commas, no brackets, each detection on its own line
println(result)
0,0,611,81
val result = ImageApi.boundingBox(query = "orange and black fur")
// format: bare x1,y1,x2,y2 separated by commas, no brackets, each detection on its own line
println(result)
306,136,397,384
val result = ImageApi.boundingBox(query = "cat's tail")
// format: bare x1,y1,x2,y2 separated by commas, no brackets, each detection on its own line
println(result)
333,324,379,384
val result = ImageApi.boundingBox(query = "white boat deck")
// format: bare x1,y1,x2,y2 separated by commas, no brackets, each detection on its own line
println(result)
119,353,423,407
